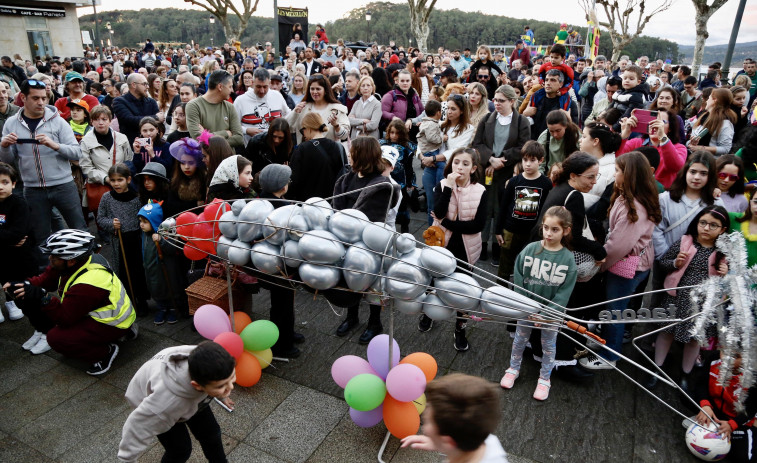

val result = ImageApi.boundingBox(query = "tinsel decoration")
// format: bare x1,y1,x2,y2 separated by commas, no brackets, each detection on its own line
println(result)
689,232,757,412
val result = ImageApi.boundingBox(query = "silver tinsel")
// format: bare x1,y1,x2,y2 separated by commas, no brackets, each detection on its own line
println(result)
689,232,757,412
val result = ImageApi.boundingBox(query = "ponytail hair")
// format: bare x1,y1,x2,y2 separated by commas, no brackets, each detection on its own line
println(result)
540,205,573,249
585,121,622,154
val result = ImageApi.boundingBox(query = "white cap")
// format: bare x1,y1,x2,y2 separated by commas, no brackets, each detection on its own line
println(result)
381,145,399,168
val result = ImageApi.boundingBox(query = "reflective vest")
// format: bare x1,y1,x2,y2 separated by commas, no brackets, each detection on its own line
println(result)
61,256,135,329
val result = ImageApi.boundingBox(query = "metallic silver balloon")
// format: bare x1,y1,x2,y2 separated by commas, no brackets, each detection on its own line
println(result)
395,293,427,315
385,256,430,300
237,200,274,242
218,211,238,239
302,197,333,230
480,285,541,319
434,272,482,311
395,233,416,254
216,236,234,260
343,242,380,291
420,246,457,278
299,263,340,290
422,293,455,320
329,209,369,243
298,230,346,264
362,222,395,254
159,217,176,231
227,239,251,266
287,214,310,241
251,242,282,274
281,240,303,268
231,199,247,216
263,205,301,245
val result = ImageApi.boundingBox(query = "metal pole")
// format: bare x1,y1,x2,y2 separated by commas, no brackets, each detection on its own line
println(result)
273,0,279,60
92,0,103,60
723,0,747,83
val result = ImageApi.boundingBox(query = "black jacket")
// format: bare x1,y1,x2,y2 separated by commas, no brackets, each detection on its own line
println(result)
244,132,290,177
332,171,400,222
112,92,160,144
287,138,344,202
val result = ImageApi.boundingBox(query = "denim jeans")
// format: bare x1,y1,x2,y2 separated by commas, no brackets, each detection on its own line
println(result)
600,269,650,362
421,152,445,225
157,403,227,462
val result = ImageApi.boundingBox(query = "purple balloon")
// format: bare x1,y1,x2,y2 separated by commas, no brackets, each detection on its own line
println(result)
350,405,384,428
386,364,427,402
331,355,379,388
367,334,400,380
193,304,231,340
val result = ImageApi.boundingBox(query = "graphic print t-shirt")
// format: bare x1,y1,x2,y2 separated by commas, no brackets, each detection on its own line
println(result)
498,174,553,235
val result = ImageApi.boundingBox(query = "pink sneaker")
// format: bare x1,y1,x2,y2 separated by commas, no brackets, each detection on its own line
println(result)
533,378,551,401
500,368,519,389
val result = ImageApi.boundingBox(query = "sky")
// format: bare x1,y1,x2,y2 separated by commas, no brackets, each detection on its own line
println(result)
85,0,757,46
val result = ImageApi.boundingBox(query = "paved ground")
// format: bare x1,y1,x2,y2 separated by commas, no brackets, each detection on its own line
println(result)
0,208,710,463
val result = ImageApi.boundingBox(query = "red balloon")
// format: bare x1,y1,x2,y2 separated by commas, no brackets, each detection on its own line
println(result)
183,242,208,260
214,332,244,359
383,395,420,439
193,221,216,253
235,351,262,387
204,199,229,237
176,212,198,240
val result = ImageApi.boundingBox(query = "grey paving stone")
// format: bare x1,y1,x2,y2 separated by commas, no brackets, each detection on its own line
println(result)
0,433,55,463
15,381,129,458
102,334,178,391
0,362,96,434
246,386,346,463
0,337,59,396
307,415,400,463
228,443,287,463
139,432,239,462
58,408,131,463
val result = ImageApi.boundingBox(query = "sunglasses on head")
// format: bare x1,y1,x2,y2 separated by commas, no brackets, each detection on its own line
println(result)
27,79,47,89
718,172,739,181
308,74,325,81
450,94,465,102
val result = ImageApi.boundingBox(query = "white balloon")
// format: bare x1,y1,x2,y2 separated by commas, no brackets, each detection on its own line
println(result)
302,197,333,230
227,239,251,266
329,209,369,243
251,242,282,274
298,230,346,264
385,256,430,300
395,293,427,315
160,217,176,230
362,222,395,253
281,240,303,268
287,214,310,241
434,272,482,311
216,236,234,260
218,211,238,239
395,233,416,254
299,263,341,290
423,293,455,320
480,285,541,319
343,242,380,291
231,199,247,216
262,205,301,245
420,246,457,278
237,200,274,242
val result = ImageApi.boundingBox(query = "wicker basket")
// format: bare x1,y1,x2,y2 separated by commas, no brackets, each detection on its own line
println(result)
186,262,244,315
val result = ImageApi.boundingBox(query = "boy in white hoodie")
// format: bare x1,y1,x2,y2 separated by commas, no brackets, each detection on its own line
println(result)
118,342,236,462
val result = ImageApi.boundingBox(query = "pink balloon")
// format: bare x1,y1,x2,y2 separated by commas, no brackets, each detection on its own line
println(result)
385,364,427,402
214,332,244,359
331,355,379,388
193,304,231,340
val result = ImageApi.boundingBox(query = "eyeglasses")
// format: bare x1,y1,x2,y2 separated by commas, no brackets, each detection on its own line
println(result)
697,220,723,230
578,173,601,180
718,172,739,181
492,98,508,103
477,74,490,80
27,79,47,89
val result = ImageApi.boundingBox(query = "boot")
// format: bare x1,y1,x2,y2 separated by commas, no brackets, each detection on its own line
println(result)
336,306,359,337
480,242,489,261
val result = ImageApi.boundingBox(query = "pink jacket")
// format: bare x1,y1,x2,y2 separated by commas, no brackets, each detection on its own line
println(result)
617,138,687,189
381,87,424,123
664,234,721,296
601,197,655,273
437,182,486,265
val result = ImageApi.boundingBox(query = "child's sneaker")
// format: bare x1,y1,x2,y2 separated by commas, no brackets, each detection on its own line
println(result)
154,310,166,325
6,301,23,320
453,328,469,352
500,368,520,389
166,310,178,324
533,378,551,401
0,307,5,323
30,334,51,355
22,331,43,350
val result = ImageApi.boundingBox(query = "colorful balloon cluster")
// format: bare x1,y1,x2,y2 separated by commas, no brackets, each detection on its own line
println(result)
193,304,279,387
331,335,437,439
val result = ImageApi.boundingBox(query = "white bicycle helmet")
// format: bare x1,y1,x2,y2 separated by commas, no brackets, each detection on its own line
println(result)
40,229,96,260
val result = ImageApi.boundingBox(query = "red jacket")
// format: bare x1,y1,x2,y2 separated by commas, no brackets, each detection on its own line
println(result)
509,48,531,68
695,358,757,432
617,138,686,189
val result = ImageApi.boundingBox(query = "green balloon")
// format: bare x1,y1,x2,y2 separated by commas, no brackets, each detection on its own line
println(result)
240,320,279,352
344,374,386,411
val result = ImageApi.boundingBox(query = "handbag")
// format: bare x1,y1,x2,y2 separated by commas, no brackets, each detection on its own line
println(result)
86,139,117,213
565,190,600,283
607,255,641,279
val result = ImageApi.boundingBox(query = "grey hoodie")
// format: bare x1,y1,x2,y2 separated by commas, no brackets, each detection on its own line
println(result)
0,105,81,188
118,345,209,462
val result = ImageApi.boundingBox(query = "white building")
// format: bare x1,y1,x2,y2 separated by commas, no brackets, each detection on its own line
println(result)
0,0,98,60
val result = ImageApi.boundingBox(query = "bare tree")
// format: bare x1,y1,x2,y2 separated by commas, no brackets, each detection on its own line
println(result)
407,0,437,53
691,0,731,73
580,0,673,61
183,0,260,43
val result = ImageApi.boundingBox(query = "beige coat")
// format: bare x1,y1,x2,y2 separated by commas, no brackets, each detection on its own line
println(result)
79,128,134,185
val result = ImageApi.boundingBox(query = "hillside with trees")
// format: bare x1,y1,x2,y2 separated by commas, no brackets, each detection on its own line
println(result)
80,2,679,61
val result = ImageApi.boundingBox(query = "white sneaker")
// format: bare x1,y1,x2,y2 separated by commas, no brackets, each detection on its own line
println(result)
0,307,4,323
6,301,23,320
22,331,43,350
578,354,616,370
30,335,51,355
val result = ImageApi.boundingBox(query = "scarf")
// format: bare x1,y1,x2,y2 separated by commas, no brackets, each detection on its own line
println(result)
70,120,89,136
110,186,137,202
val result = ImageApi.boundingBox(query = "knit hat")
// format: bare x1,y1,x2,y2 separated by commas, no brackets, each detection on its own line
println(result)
495,85,517,100
65,71,84,82
259,164,292,193
137,200,164,233
135,162,169,182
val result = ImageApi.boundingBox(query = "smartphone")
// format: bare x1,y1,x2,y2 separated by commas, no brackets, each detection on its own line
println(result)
631,109,659,134
16,138,40,144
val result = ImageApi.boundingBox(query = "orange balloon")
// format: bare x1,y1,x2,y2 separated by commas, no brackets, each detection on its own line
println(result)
400,352,438,383
383,395,420,439
235,351,262,387
230,312,252,335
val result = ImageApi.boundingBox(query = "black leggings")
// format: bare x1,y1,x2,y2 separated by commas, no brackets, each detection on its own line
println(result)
156,404,226,463
730,427,757,463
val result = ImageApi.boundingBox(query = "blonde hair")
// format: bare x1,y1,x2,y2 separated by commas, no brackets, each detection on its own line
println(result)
467,82,490,126
442,83,465,101
476,45,492,60
357,75,375,95
301,112,328,132
291,71,307,95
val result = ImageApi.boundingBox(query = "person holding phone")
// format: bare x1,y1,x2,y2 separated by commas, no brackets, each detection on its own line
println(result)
286,73,349,145
616,109,687,189
687,88,737,156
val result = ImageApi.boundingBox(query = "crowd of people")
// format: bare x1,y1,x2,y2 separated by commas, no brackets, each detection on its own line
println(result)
2,22,757,462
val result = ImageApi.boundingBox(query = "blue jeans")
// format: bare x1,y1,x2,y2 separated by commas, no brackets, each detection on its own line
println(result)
421,150,445,225
24,182,87,265
600,269,650,362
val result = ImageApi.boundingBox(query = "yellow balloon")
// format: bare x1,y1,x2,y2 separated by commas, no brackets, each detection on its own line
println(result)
412,393,426,415
250,349,273,369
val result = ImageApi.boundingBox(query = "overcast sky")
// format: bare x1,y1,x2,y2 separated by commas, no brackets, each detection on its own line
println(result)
86,0,757,46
